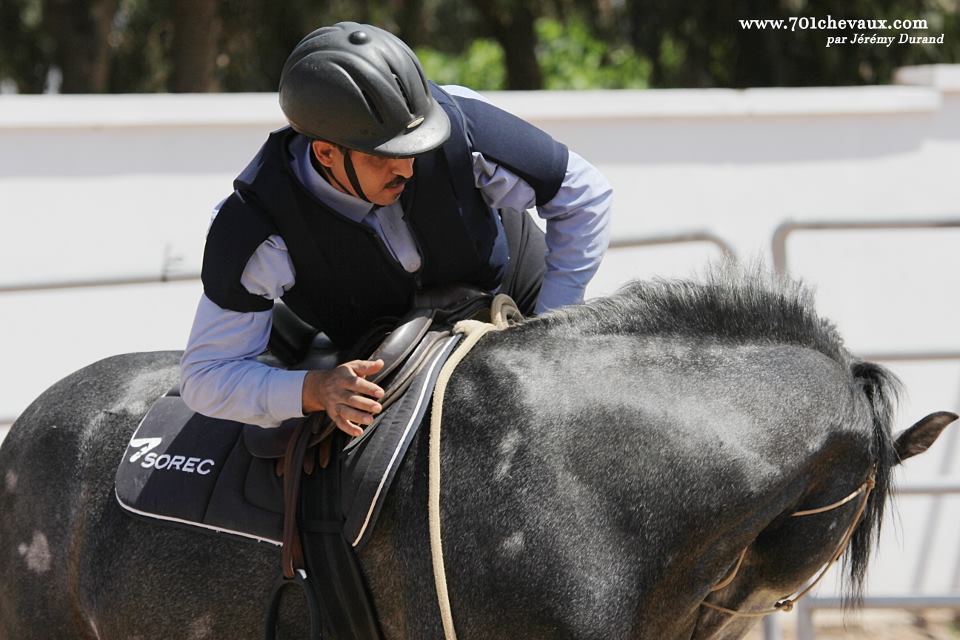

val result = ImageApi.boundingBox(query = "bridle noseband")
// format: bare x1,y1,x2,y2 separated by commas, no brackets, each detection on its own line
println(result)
701,471,877,618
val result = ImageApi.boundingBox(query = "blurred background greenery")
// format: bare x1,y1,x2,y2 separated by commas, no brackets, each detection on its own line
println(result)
0,0,957,93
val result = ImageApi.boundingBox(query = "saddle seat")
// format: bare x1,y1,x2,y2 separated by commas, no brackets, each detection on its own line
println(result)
244,307,441,461
243,286,493,462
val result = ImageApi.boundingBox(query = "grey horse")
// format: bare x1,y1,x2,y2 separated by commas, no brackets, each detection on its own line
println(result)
0,272,954,639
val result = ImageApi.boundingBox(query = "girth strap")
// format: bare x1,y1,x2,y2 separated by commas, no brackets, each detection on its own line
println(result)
273,424,383,639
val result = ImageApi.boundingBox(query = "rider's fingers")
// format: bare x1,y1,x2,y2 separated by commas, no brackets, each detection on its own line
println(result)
348,359,385,378
328,404,365,437
337,404,376,428
334,417,364,438
350,376,385,399
345,395,382,415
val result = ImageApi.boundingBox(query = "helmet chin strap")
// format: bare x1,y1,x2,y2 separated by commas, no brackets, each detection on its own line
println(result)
340,149,370,203
312,144,371,203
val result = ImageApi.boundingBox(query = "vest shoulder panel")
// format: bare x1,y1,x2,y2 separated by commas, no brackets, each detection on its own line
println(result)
201,191,277,313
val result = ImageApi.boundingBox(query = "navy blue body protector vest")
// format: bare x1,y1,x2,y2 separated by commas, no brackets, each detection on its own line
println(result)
201,84,569,347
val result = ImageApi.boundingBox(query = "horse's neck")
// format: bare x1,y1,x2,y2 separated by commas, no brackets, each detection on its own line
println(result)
359,336,870,639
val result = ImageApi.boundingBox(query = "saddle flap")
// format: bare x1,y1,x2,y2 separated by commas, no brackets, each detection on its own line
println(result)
341,333,461,549
243,417,307,460
370,330,451,412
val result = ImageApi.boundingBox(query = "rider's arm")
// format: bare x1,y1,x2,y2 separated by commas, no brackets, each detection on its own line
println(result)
181,234,384,434
179,295,307,428
472,149,612,314
442,85,613,314
179,236,307,428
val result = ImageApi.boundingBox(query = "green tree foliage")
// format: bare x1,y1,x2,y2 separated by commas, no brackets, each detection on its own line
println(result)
216,0,318,92
0,0,957,93
0,0,49,92
627,0,960,87
536,18,650,89
418,18,650,90
107,0,173,92
469,0,542,89
417,39,508,90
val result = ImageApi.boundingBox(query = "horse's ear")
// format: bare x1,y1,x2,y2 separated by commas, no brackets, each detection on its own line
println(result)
894,411,958,463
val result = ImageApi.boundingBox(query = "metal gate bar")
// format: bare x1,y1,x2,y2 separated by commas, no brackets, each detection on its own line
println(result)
771,218,960,276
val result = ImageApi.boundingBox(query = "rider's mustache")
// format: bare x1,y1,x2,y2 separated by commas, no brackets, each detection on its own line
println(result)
385,176,409,189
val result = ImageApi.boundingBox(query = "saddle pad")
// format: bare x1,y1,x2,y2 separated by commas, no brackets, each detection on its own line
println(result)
115,397,285,545
115,333,461,549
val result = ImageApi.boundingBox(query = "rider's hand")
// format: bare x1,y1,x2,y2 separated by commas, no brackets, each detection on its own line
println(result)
301,360,385,437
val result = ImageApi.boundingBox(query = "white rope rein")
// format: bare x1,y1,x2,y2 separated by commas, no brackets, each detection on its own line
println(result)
702,473,876,617
429,294,518,640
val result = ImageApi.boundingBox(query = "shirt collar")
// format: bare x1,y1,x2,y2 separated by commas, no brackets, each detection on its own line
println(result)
288,134,374,223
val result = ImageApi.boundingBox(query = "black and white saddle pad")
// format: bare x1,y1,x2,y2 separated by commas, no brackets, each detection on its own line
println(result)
114,333,460,549
114,396,284,544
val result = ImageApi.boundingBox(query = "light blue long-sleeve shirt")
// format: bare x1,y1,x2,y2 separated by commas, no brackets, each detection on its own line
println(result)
180,86,612,427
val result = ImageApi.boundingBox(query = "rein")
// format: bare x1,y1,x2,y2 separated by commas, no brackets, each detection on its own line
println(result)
701,472,876,618
429,295,520,640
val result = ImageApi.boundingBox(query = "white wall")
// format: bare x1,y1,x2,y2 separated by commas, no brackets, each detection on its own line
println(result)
1,64,959,598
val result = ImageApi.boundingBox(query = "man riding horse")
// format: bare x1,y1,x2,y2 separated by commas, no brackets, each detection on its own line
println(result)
179,21,614,436
4,20,960,640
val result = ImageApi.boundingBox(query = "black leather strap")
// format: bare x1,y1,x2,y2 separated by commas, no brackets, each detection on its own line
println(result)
263,571,326,640
300,433,384,639
341,150,370,202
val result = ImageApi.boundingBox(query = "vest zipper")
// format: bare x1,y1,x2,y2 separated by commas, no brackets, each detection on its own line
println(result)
401,192,426,291
356,220,417,284
409,228,425,290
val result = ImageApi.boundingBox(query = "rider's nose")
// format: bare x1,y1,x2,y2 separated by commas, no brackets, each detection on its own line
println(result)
392,157,414,178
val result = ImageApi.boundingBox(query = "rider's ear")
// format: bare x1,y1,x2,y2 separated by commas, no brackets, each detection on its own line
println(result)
893,411,958,463
311,140,339,168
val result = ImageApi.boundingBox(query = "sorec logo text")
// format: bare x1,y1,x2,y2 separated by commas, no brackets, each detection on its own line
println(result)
128,437,216,475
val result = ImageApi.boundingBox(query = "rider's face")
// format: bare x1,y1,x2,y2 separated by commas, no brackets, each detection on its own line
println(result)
311,141,415,206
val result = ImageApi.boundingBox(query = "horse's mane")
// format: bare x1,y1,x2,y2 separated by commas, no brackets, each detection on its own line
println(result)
521,266,849,365
517,265,899,603
845,360,899,603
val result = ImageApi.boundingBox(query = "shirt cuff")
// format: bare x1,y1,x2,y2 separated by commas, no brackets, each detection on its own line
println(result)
266,368,310,423
535,274,587,314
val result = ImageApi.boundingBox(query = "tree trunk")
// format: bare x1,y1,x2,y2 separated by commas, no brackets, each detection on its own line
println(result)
43,0,117,93
471,0,543,90
171,0,222,92
395,0,426,48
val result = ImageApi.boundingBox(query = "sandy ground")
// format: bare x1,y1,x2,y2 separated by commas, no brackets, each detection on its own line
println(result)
744,609,960,639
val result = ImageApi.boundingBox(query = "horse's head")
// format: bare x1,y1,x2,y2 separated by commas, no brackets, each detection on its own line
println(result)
694,356,957,638
498,270,956,639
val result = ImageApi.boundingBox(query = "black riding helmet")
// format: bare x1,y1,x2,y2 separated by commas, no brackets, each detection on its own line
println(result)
279,22,451,158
